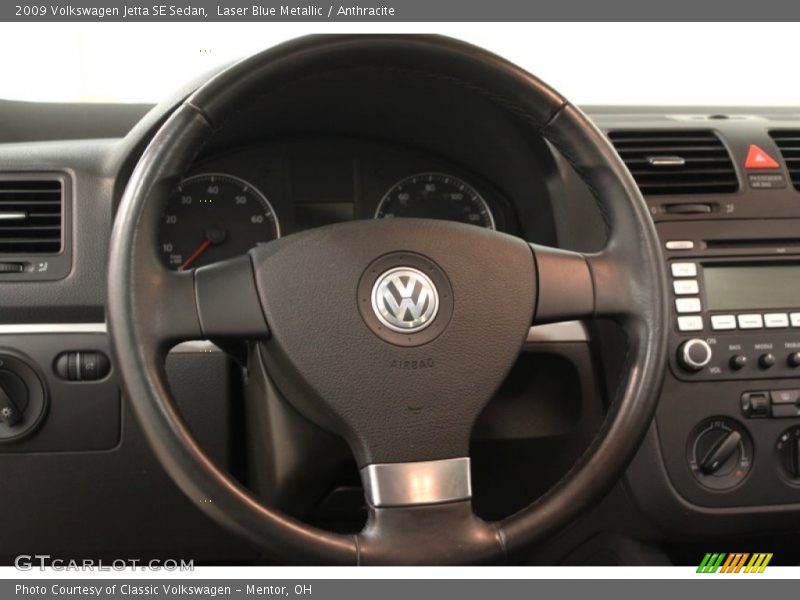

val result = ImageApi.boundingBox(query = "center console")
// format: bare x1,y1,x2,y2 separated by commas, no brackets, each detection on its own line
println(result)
582,111,800,526
657,219,800,506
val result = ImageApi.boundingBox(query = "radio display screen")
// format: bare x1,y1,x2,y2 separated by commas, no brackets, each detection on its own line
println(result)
704,264,800,311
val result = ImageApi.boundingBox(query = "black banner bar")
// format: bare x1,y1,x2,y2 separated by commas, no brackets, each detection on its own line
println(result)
4,0,800,22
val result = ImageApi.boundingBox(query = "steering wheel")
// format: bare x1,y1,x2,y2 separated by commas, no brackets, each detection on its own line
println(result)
107,35,667,565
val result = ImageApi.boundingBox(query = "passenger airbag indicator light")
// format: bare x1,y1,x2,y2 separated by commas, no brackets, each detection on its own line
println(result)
744,145,780,170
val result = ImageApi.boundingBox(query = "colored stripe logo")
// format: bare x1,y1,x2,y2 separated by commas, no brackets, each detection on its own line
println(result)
697,553,772,573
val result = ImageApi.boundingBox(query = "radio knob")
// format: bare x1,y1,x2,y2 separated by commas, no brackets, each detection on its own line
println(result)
788,352,800,368
729,355,748,371
759,353,776,369
678,339,713,372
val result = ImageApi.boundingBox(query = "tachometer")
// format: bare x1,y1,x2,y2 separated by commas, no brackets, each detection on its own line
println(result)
158,173,280,271
375,173,495,230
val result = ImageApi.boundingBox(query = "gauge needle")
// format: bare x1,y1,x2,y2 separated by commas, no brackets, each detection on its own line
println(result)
178,239,212,272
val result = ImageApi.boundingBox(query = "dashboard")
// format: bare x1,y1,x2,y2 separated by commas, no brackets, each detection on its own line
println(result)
1,58,800,563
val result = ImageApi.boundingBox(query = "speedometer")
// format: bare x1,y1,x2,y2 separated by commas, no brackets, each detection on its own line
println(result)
158,173,280,271
375,173,495,230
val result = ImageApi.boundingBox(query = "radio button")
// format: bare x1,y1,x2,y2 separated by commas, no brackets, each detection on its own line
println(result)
711,315,737,330
764,313,790,328
730,355,748,370
673,280,699,295
773,404,800,418
675,298,702,313
678,338,713,371
759,353,777,369
741,392,770,418
771,389,800,404
671,262,697,278
677,316,703,332
665,240,695,251
790,313,800,327
737,314,764,329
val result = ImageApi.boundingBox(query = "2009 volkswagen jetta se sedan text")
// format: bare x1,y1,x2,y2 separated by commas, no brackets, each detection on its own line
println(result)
0,33,799,565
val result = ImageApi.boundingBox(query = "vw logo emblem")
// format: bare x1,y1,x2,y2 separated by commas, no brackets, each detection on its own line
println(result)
371,267,439,333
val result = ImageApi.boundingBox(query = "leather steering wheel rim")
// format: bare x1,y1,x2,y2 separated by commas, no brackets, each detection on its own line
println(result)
107,34,668,565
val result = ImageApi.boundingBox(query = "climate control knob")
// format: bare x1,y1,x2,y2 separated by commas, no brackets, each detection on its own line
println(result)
678,339,713,372
688,417,753,490
776,426,800,481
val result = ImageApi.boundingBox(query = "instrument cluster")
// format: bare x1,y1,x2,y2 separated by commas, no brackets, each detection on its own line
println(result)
157,139,515,271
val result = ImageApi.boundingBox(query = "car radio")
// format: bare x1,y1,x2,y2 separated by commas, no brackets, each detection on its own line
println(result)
658,219,800,382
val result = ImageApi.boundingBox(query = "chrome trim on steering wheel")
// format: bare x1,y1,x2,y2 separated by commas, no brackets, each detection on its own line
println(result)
361,457,472,507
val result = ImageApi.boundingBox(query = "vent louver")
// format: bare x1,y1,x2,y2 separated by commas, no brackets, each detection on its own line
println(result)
608,130,739,195
769,131,800,191
0,179,62,254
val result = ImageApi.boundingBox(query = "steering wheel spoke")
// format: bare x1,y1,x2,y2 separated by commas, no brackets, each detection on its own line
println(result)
356,497,503,565
532,244,645,325
193,254,271,340
147,269,203,348
142,254,270,351
531,244,594,324
355,452,503,564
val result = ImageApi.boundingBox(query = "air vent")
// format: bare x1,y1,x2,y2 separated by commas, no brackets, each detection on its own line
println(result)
0,179,62,254
608,130,739,195
769,131,800,191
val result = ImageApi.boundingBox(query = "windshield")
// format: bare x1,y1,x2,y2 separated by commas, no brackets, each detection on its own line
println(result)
1,22,797,106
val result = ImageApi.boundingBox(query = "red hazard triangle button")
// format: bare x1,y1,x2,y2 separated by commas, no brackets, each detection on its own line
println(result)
745,144,780,169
